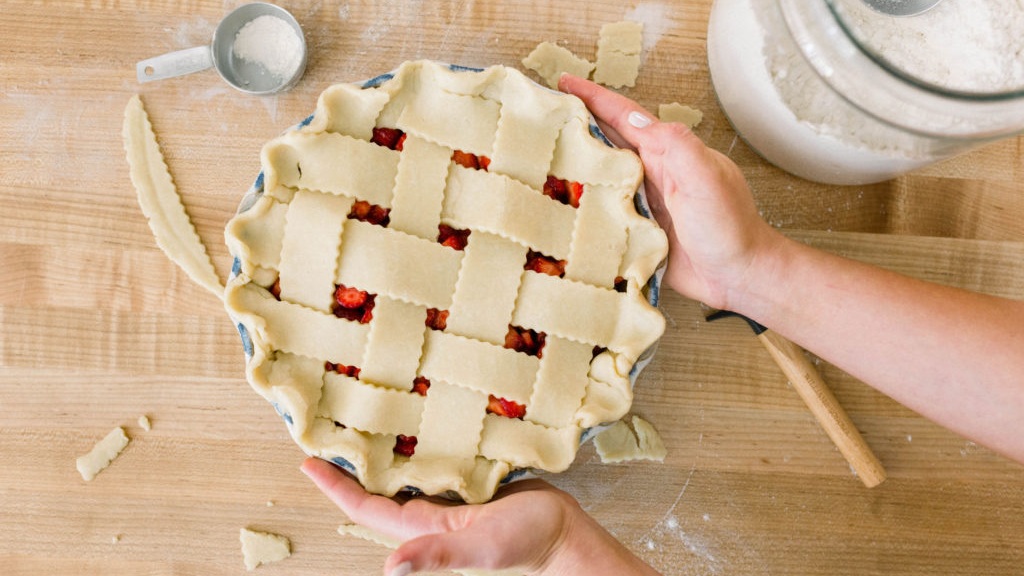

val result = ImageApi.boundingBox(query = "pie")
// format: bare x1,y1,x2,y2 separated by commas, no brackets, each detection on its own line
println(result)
223,60,667,503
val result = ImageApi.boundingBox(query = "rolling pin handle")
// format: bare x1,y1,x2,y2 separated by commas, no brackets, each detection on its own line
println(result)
705,309,887,488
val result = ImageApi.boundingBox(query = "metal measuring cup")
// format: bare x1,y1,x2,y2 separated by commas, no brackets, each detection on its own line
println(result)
136,2,307,95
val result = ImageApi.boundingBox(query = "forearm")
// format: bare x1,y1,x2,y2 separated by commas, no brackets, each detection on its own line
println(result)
734,235,1024,463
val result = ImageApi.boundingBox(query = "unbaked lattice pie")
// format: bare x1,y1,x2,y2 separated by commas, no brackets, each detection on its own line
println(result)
224,60,667,503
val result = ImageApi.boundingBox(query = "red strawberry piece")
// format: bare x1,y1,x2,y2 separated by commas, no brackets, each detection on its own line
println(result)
425,308,449,331
371,127,405,150
451,150,480,169
567,181,584,208
411,377,431,396
395,133,407,151
543,175,567,203
325,361,361,378
487,395,527,419
394,434,418,457
335,285,369,309
349,200,372,220
270,278,282,300
478,155,491,171
367,204,390,226
504,325,546,357
360,303,375,324
525,251,566,277
333,285,375,323
504,326,524,351
348,200,391,226
438,224,471,250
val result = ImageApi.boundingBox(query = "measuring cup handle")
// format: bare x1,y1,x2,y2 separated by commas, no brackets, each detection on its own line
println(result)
136,46,214,83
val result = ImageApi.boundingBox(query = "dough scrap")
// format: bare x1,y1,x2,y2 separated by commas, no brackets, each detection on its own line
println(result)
593,21,644,88
521,41,596,88
594,415,667,463
658,102,703,128
123,94,222,299
76,427,130,481
239,528,291,571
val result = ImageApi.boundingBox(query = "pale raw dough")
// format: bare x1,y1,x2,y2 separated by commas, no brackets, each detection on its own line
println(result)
658,102,703,128
138,414,151,431
593,21,644,88
76,427,130,481
521,41,596,88
223,61,668,504
123,95,223,299
239,527,291,571
338,523,523,576
594,415,667,463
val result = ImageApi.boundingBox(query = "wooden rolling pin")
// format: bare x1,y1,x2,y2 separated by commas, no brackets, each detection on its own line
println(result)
707,310,887,488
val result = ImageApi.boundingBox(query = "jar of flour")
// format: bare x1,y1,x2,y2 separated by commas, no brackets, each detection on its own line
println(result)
707,0,1024,185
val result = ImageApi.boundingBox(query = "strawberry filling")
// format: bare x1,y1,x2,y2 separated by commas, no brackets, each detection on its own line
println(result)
425,308,449,331
371,127,406,151
348,200,391,227
438,224,471,250
452,149,491,171
325,361,361,378
333,284,376,323
543,175,584,208
525,250,566,278
411,376,431,396
487,395,527,419
393,434,418,457
505,325,545,358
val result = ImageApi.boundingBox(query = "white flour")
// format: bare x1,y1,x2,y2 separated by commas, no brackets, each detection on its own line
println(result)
232,15,303,79
838,0,1024,92
707,0,1024,183
763,0,1024,157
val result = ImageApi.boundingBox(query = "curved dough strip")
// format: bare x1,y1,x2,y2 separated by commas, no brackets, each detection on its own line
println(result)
123,94,222,298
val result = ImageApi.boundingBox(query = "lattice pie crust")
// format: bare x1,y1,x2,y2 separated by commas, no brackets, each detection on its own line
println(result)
224,60,667,503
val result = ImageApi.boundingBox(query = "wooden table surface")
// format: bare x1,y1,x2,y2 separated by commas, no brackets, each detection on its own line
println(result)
3,1,1023,574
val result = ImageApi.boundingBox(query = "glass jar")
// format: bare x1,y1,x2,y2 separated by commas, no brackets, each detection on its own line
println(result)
706,0,1024,185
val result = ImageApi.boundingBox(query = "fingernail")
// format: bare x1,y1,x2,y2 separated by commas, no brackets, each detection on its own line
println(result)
628,111,653,128
389,561,414,576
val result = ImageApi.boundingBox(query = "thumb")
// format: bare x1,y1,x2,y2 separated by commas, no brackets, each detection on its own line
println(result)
383,529,521,576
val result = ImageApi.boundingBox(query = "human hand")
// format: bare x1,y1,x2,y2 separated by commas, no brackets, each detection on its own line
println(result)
301,457,661,575
559,74,785,312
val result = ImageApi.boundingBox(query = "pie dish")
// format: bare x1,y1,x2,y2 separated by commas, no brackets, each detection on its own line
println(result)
224,60,668,503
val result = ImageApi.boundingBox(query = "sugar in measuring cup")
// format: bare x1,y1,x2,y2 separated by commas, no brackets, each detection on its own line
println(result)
136,2,307,95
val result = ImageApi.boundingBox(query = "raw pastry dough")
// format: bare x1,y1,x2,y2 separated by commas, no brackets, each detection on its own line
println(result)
521,41,596,88
239,528,291,570
76,427,130,481
593,21,644,88
224,60,667,503
594,415,667,463
658,102,703,128
123,95,222,299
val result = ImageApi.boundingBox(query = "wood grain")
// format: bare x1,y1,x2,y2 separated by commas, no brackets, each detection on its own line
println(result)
2,1,1022,575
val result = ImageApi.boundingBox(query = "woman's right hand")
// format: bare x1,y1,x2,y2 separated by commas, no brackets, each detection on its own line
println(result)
559,74,786,312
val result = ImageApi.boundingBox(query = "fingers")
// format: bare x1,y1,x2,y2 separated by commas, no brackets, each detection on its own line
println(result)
558,74,661,149
300,457,405,527
385,527,530,576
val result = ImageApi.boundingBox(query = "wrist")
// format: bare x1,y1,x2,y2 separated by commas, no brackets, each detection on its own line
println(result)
722,229,801,322
531,502,661,576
